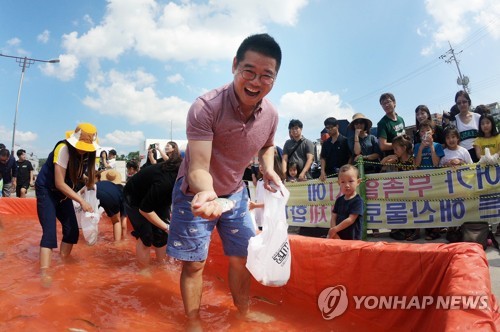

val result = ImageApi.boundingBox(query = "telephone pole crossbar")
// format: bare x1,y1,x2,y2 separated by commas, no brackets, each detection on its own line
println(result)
439,42,470,94
0,53,60,152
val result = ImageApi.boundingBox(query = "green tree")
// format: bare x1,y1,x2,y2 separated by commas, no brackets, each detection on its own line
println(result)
38,158,47,172
126,151,140,161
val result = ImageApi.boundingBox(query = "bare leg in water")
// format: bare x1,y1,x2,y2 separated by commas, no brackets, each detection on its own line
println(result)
228,256,250,315
110,214,123,241
39,246,53,285
60,241,74,260
228,256,274,323
39,241,73,285
180,260,205,331
135,240,152,275
180,257,273,331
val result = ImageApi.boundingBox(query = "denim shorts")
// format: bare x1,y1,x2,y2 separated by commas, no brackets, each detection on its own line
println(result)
166,177,255,262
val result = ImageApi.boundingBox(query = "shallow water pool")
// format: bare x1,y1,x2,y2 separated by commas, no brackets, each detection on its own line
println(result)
0,215,331,331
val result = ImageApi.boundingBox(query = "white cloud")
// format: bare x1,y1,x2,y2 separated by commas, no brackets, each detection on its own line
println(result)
167,73,184,84
51,0,308,134
82,68,191,128
58,0,307,78
422,0,500,54
420,46,433,56
474,3,500,38
83,14,95,27
416,21,429,37
102,129,145,147
7,38,21,46
15,130,38,144
41,53,79,81
37,30,50,43
0,125,38,150
278,90,355,131
3,38,29,57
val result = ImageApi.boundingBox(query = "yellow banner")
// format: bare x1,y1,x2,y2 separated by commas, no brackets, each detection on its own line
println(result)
285,165,500,228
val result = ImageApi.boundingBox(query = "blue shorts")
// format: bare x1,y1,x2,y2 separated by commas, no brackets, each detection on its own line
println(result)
166,177,255,262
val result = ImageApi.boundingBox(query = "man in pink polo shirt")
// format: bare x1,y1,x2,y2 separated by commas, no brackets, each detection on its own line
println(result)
167,33,282,327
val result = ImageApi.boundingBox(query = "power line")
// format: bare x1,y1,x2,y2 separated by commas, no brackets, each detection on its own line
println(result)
347,16,498,107
348,58,442,105
439,41,470,93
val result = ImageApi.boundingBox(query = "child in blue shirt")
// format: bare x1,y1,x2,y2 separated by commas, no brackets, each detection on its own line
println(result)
414,119,444,240
414,120,444,169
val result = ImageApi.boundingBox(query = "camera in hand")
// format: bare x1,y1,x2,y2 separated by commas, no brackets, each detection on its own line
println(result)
150,143,157,150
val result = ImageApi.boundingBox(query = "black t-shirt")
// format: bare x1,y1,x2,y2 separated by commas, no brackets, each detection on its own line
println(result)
333,194,363,240
16,160,34,185
320,135,351,176
123,163,177,221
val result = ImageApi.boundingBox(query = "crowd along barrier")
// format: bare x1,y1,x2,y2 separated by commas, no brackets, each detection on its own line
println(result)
284,161,500,239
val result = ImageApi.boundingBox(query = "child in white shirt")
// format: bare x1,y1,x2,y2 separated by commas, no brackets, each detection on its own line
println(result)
440,127,473,167
249,155,286,230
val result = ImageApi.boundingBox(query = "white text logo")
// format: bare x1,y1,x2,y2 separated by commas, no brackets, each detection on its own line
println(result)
317,285,349,320
318,285,489,320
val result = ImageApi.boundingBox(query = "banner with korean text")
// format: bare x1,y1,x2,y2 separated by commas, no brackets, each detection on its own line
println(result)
285,164,500,229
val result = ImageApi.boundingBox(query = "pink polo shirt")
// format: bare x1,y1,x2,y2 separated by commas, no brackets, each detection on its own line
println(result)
179,83,278,196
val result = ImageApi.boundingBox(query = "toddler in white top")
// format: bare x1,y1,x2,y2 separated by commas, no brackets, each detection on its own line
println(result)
440,126,473,167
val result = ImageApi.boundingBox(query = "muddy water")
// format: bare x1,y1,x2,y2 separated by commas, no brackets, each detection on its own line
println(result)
0,215,330,331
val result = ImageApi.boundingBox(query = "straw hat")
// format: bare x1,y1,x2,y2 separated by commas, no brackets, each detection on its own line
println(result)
65,123,99,152
101,169,122,185
348,113,372,131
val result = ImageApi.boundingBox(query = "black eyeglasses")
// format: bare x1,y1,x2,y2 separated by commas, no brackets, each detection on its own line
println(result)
239,69,275,85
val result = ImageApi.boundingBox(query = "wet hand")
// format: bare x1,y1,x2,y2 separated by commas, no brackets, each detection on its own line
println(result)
81,200,94,213
191,191,221,220
263,169,282,192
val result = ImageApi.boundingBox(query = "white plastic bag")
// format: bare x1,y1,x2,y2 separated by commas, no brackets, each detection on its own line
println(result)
73,185,103,245
246,183,291,287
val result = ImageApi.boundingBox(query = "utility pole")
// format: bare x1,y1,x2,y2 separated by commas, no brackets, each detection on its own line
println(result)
0,53,60,153
439,41,470,93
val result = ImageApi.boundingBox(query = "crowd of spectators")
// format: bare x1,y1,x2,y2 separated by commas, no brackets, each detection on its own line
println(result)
248,90,499,241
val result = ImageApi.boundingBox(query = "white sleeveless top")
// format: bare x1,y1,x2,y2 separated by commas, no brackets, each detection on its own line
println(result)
455,112,480,151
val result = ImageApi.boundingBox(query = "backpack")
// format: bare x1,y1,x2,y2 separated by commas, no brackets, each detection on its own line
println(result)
447,221,499,251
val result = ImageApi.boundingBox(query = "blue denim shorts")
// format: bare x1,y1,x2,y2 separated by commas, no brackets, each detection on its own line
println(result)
166,177,255,262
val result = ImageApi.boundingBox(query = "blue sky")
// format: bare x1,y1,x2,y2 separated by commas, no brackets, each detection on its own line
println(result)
1,0,499,158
